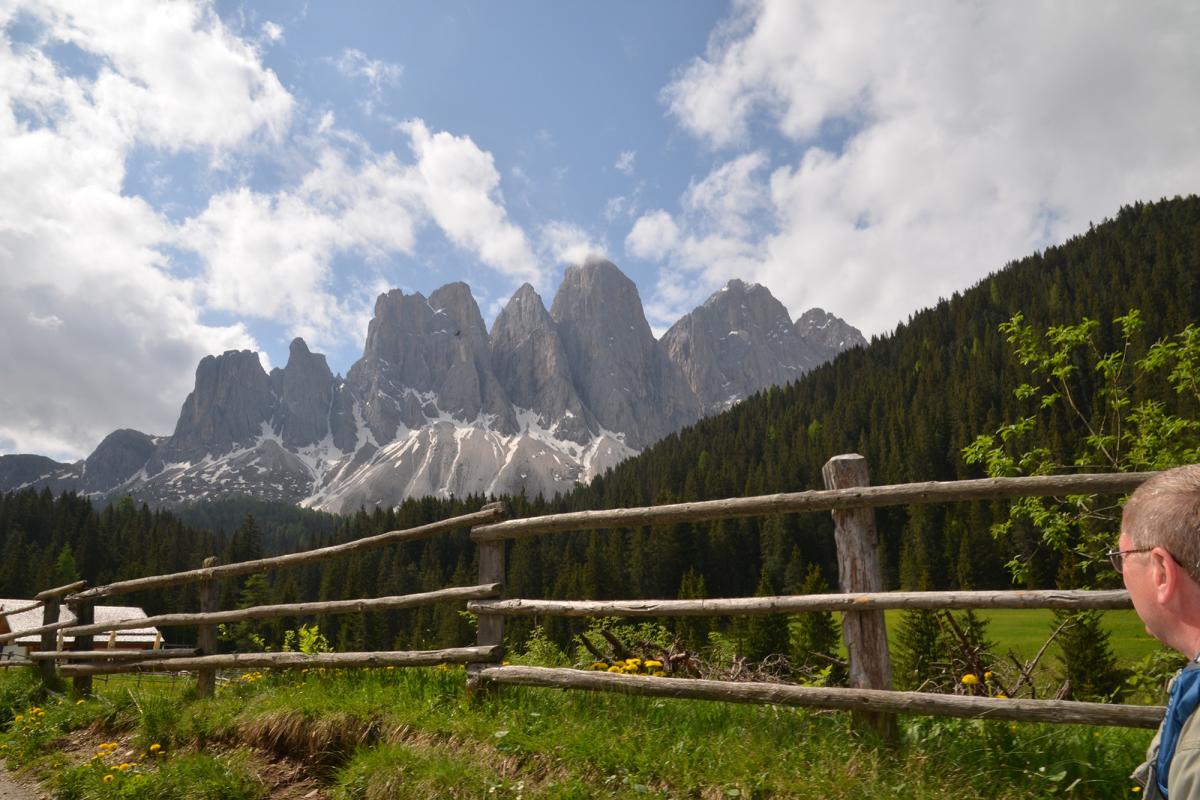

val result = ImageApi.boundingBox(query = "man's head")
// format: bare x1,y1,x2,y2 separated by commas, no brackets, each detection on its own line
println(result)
1119,464,1200,656
1122,465,1200,583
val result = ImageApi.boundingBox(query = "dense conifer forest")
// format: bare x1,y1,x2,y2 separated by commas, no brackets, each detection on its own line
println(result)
2,195,1198,653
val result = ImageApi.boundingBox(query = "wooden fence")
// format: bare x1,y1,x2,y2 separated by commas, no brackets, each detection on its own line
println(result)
1,455,1166,739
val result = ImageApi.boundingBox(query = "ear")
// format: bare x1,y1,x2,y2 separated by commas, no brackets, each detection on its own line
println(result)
1153,546,1183,604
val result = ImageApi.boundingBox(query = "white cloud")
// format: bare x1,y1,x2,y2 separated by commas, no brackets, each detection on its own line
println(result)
614,149,635,175
539,221,607,267
261,20,283,43
651,0,1200,335
28,0,293,154
401,119,542,286
181,145,424,347
0,0,289,459
625,210,679,262
333,47,403,100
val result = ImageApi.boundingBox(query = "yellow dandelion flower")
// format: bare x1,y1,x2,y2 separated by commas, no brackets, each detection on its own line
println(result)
103,775,114,783
644,660,663,669
652,670,666,677
76,699,86,705
607,666,622,673
149,743,161,753
626,658,642,666
984,671,993,681
13,715,22,723
995,692,1008,699
590,662,608,670
960,674,980,686
1133,787,1143,793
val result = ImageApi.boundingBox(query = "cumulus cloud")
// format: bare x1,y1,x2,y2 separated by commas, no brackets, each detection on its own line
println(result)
0,0,288,459
539,221,607,267
652,0,1200,334
626,211,679,261
401,119,542,286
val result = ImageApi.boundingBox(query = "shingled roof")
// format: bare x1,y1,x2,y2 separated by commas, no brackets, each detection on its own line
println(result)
0,599,160,648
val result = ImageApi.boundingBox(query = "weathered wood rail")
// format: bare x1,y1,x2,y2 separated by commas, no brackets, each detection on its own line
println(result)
10,456,1166,737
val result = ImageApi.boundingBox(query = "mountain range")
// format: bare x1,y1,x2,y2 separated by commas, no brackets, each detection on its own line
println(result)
0,259,863,513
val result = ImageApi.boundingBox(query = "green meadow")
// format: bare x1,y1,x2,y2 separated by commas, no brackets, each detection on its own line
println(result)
883,608,1157,665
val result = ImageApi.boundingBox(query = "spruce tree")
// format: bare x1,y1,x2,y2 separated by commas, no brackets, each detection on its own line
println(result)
789,564,844,685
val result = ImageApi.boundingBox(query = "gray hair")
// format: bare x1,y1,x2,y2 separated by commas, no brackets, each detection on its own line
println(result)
1122,464,1200,583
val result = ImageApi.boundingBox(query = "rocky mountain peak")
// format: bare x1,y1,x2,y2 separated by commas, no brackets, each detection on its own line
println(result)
491,283,594,443
550,259,697,448
663,280,825,414
81,429,156,492
795,307,868,357
271,337,336,449
348,284,516,445
163,350,274,461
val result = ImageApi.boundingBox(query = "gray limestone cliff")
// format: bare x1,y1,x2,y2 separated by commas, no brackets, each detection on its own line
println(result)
550,259,698,449
490,283,595,444
795,307,867,359
662,279,827,414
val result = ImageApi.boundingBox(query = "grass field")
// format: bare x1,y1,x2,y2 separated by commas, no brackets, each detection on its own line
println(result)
883,608,1160,666
0,665,1158,799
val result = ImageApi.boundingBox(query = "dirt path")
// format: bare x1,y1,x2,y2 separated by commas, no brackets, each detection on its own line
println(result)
0,766,42,800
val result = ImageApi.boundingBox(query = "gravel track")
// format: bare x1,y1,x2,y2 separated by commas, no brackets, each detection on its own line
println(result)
0,766,40,800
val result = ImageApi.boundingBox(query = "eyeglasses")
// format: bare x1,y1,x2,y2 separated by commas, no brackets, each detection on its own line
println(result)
1106,547,1155,573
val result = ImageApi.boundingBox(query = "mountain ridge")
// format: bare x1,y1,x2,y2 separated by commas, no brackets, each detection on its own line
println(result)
0,260,864,512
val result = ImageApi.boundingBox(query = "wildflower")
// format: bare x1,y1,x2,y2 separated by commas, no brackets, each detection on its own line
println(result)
644,660,663,669
960,674,980,686
607,666,622,673
103,775,114,783
626,658,642,666
13,715,22,723
1133,787,1143,793
983,671,993,681
995,692,1008,699
149,743,161,753
652,670,666,677
590,662,608,670
76,699,85,705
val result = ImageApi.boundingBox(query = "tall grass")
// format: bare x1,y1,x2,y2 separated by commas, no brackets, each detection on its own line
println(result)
0,665,1155,798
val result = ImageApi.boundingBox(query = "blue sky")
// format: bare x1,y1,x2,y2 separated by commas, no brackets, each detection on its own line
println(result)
2,1,1199,462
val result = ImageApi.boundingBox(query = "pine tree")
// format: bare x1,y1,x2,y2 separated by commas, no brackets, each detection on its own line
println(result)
789,564,844,684
740,573,789,663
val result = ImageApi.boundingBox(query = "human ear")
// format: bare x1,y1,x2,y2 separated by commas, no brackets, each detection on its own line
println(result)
1153,546,1180,604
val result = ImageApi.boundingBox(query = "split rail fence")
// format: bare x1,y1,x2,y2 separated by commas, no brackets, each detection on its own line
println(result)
0,454,1166,740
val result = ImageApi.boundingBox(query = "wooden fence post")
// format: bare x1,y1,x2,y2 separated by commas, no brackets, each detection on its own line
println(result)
469,503,508,695
195,556,220,698
68,599,94,696
822,453,898,742
38,598,60,687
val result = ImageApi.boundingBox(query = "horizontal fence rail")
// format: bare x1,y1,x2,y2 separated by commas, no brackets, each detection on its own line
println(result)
470,473,1152,543
29,649,199,662
69,503,505,601
57,646,501,677
479,666,1164,729
62,584,502,637
0,619,74,645
35,580,86,600
468,589,1133,618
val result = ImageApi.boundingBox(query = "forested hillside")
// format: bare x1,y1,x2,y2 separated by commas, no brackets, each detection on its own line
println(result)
2,196,1197,654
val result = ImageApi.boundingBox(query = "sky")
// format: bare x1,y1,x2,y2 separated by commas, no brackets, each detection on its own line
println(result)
2,1,1199,463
